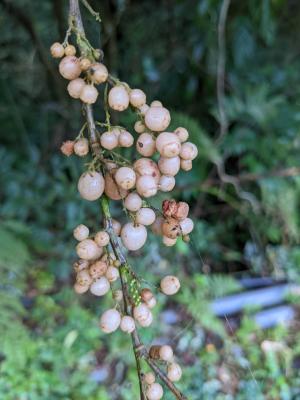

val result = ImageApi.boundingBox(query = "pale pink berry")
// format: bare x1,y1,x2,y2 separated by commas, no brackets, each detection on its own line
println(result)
146,383,163,400
163,236,177,247
120,315,136,333
133,303,150,323
105,266,119,282
121,223,147,251
90,63,108,84
124,193,142,212
78,171,105,201
76,239,102,260
144,372,155,385
119,130,134,147
94,231,110,247
76,269,92,286
175,127,189,142
159,345,174,362
50,42,64,58
179,217,194,235
136,133,156,157
108,85,129,111
74,138,89,156
80,84,98,104
112,219,122,236
129,89,146,108
67,78,85,99
73,259,89,272
150,100,163,107
139,311,153,327
100,131,118,150
134,158,160,183
141,288,156,308
180,159,193,171
89,261,108,279
156,132,181,158
73,224,89,241
115,167,136,190
158,156,180,176
79,58,91,71
90,277,110,296
59,56,81,80
136,175,158,198
136,208,156,226
139,103,150,116
64,44,76,56
158,175,175,192
74,282,89,294
144,106,171,132
167,363,182,382
100,309,121,333
134,121,146,133
180,142,198,160
160,275,180,295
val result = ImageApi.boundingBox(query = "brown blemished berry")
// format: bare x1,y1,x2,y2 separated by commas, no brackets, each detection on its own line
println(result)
136,133,156,157
162,199,178,218
158,156,180,176
160,275,181,295
162,218,181,239
50,42,65,58
108,85,129,111
76,239,103,260
80,57,91,71
141,288,156,308
119,130,134,147
114,167,136,190
67,78,86,99
179,217,194,235
59,56,81,80
134,158,161,183
134,121,146,134
175,202,189,220
73,224,89,241
149,345,161,359
124,192,143,212
179,142,198,160
60,140,74,156
136,175,158,198
74,282,89,294
159,345,174,362
76,269,92,286
64,44,76,56
129,89,146,108
90,62,108,84
167,363,182,382
74,138,89,156
104,172,128,200
136,208,156,226
94,231,110,247
144,106,171,132
174,127,189,142
73,259,89,272
100,131,118,150
78,171,105,201
89,260,108,279
158,175,175,192
156,132,181,158
90,276,110,296
180,159,193,171
121,223,147,251
120,315,136,333
100,309,121,333
80,84,98,104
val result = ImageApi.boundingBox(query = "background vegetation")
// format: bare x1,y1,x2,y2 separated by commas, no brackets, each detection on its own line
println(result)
1,0,300,399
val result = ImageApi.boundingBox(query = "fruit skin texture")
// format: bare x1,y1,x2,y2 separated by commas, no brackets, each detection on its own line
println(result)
136,175,158,198
159,175,175,192
73,224,89,241
121,223,147,251
134,158,160,183
78,171,105,201
74,138,89,156
104,172,128,200
167,363,182,382
119,130,134,147
129,89,146,108
179,217,194,235
76,270,92,286
156,132,181,158
160,275,181,295
180,142,198,160
133,303,151,323
50,42,64,58
74,282,89,294
89,261,108,279
124,193,142,212
136,133,156,157
159,345,174,362
146,382,164,400
100,309,121,333
175,127,189,142
64,44,76,56
90,277,110,296
162,218,181,239
67,78,86,99
76,239,102,260
108,85,129,111
114,167,136,190
120,315,136,333
136,207,156,226
100,131,118,150
94,231,110,247
180,159,192,171
59,56,81,80
90,63,108,84
80,85,98,104
158,156,180,176
144,106,171,132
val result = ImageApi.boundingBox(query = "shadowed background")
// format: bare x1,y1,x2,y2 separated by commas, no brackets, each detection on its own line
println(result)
1,0,300,399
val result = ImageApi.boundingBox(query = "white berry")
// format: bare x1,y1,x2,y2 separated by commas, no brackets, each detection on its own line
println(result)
121,223,147,251
73,224,89,241
78,171,105,201
100,309,121,333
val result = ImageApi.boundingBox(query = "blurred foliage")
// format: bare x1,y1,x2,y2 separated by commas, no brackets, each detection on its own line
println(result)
1,0,300,399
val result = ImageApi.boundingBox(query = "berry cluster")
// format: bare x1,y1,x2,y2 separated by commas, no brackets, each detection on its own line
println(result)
51,19,195,398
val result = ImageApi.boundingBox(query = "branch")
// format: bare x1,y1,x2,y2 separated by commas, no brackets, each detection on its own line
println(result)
69,1,187,399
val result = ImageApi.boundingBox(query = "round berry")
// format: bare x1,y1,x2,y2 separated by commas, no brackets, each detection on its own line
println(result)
124,193,142,212
108,85,129,111
89,261,108,279
167,363,182,382
90,63,108,84
158,175,175,192
106,266,119,282
134,121,146,134
64,44,76,56
90,277,110,296
159,345,174,362
67,78,85,99
74,138,89,156
104,172,128,200
100,309,121,333
179,217,194,235
146,383,163,400
136,133,156,157
156,132,181,158
94,231,110,247
144,106,170,132
50,42,64,58
78,171,105,201
76,269,92,286
174,127,189,142
163,236,177,247
129,89,146,108
144,372,155,385
119,130,134,147
180,159,193,171
158,156,180,176
121,223,147,251
136,175,158,198
114,167,136,190
150,100,163,107
80,85,98,104
136,208,156,226
180,142,198,160
100,131,118,150
76,239,102,260
74,282,89,294
134,158,160,183
73,224,89,241
120,315,136,333
80,58,91,71
59,56,81,80
160,275,181,295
